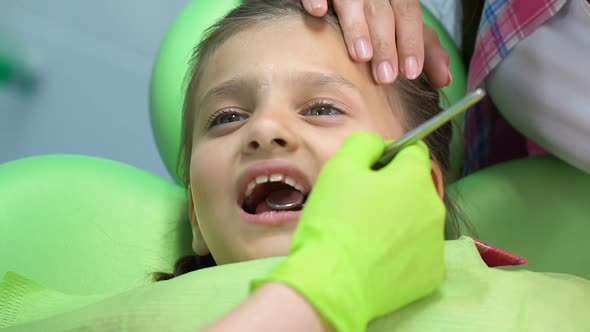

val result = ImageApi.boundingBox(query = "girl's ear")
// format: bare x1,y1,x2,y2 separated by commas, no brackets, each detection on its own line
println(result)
188,187,211,256
430,161,445,199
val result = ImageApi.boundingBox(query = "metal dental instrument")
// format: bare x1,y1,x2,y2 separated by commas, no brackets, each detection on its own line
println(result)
266,88,486,210
373,88,486,170
266,199,304,211
266,189,306,211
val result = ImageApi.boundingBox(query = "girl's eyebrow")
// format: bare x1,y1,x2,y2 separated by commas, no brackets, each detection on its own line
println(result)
198,76,255,109
199,71,359,107
293,71,359,91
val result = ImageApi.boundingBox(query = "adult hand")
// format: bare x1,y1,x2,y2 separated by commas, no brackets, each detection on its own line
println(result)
252,132,446,332
302,0,451,87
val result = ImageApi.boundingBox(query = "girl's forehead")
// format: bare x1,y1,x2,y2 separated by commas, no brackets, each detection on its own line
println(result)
196,16,373,99
215,16,342,61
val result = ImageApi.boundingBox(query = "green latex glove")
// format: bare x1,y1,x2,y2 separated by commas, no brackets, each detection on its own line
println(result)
252,132,446,332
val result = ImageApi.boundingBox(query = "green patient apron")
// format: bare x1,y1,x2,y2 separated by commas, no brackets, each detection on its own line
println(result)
1,237,589,331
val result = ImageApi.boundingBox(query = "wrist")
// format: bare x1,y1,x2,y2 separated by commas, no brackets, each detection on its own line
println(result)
253,282,337,332
203,282,336,332
251,244,369,332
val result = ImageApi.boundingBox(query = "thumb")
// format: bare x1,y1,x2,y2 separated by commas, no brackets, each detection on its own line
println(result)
330,132,384,168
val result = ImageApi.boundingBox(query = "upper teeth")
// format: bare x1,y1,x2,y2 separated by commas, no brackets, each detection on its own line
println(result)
245,173,305,198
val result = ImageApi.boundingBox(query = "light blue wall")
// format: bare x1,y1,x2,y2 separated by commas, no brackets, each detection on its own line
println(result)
0,0,190,181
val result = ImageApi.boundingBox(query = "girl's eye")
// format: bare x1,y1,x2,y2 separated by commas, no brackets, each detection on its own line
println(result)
302,102,343,116
207,110,249,129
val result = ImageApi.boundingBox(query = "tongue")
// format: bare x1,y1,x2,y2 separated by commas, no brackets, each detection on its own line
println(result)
255,189,304,214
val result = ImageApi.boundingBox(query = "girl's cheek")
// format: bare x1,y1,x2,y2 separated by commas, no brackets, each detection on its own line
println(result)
191,142,229,189
190,145,211,186
307,131,353,168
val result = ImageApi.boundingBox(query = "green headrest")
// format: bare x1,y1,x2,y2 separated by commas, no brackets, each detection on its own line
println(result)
0,155,192,295
149,0,467,184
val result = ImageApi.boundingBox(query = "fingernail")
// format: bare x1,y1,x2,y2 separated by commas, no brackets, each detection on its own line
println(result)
377,61,395,83
310,0,324,10
447,70,453,86
353,38,371,60
404,56,419,80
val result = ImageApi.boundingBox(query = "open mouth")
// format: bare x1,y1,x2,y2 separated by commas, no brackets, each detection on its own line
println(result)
241,176,309,215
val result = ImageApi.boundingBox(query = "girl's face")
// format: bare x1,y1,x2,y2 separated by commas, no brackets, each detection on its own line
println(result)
188,15,429,264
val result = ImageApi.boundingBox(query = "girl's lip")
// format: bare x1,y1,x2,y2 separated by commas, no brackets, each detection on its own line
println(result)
238,206,301,225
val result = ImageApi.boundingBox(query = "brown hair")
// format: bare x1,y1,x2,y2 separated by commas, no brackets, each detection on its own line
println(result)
155,0,466,281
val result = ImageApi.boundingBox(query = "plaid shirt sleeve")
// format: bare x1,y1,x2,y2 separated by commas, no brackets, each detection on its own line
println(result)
463,0,567,175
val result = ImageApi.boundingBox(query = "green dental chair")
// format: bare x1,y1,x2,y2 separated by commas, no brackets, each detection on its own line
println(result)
1,0,588,303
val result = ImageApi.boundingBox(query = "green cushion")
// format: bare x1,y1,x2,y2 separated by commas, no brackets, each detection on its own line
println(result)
449,156,590,279
149,0,467,184
0,155,192,295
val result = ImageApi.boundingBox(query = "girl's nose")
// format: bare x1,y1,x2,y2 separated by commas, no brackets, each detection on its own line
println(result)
247,137,288,151
242,111,300,155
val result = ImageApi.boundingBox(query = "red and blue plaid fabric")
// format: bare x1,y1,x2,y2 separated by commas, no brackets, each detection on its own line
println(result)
463,0,567,175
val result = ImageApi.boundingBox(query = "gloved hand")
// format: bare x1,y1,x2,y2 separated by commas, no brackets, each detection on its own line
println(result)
251,132,446,332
